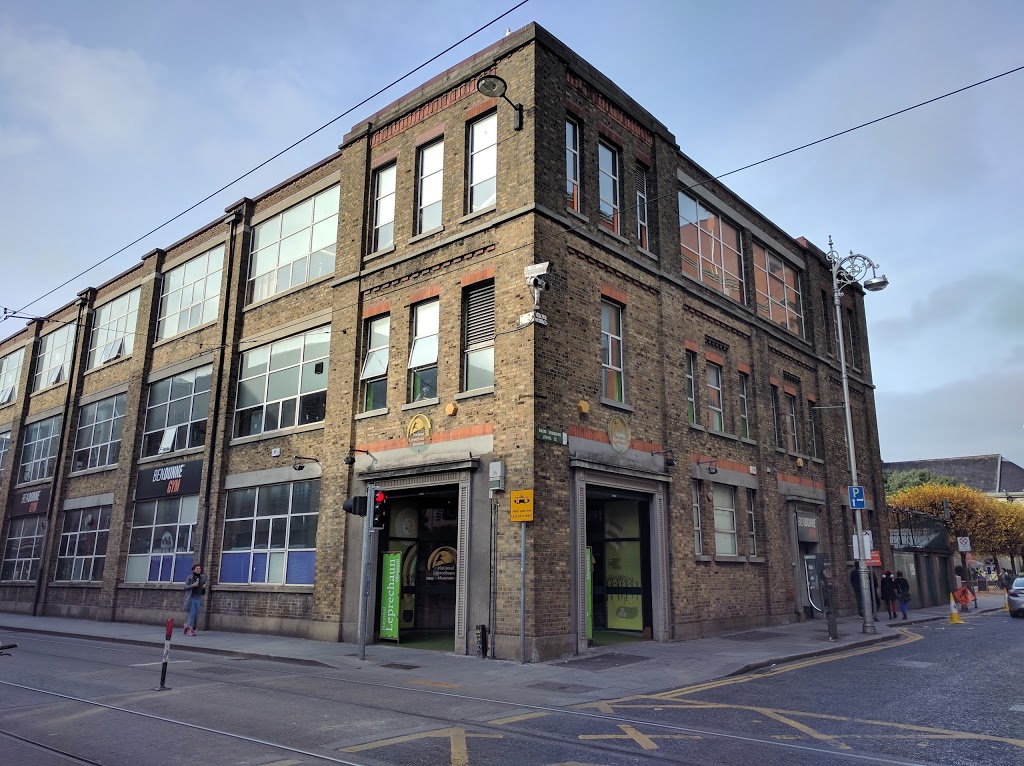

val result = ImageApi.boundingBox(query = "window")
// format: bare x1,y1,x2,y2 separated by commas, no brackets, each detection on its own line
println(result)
19,415,62,484
73,393,126,472
601,301,624,402
125,495,197,582
847,308,862,369
810,401,823,459
360,316,390,411
246,185,339,304
0,431,9,475
706,362,724,432
235,329,330,438
770,386,782,448
753,244,804,337
157,246,224,341
747,490,757,557
417,140,444,234
678,191,744,303
566,119,580,211
220,479,320,585
821,289,836,354
142,366,211,457
33,324,75,392
685,351,696,424
636,165,649,249
0,347,24,405
372,164,396,251
468,113,497,213
1,516,44,581
55,507,111,582
738,373,750,439
713,483,737,555
87,289,140,368
692,480,703,555
408,301,439,401
785,393,799,452
463,283,495,391
598,142,620,232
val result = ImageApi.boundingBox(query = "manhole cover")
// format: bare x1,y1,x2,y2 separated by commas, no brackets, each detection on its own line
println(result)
528,681,599,693
556,652,649,671
725,630,787,641
381,662,419,670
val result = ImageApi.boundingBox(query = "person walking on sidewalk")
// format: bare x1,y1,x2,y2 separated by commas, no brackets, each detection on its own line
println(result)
850,563,879,620
895,571,911,619
183,564,207,637
880,570,898,620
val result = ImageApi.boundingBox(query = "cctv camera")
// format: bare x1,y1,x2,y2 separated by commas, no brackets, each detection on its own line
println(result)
526,276,548,290
292,463,304,471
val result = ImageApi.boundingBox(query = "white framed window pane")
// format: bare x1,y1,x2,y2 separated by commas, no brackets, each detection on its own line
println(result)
408,334,438,368
715,533,738,556
416,301,439,335
465,347,494,390
360,348,388,380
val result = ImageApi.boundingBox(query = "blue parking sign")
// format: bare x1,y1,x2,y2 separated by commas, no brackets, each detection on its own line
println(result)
848,485,866,509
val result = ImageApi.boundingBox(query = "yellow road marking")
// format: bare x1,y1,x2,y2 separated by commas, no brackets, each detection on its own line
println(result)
340,726,502,763
756,708,852,750
487,711,551,725
578,723,700,750
262,760,303,766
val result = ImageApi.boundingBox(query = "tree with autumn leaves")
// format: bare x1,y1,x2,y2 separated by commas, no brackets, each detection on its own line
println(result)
888,483,1024,569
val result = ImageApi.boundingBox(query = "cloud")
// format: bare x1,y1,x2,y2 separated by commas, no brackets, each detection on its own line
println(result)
0,125,42,156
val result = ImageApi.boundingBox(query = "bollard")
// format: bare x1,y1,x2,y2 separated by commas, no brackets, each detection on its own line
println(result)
155,619,173,690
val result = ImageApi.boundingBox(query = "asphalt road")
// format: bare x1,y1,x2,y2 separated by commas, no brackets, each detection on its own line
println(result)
0,610,1020,766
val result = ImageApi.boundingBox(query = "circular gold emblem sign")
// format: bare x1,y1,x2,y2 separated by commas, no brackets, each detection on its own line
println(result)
407,413,433,454
607,415,631,453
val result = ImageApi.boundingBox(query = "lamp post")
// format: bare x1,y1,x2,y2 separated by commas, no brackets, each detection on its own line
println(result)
827,236,888,635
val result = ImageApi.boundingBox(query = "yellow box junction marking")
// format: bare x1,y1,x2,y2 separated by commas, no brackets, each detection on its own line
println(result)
341,726,502,766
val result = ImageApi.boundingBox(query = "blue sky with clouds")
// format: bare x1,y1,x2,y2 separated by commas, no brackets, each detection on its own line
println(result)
1,1,1022,466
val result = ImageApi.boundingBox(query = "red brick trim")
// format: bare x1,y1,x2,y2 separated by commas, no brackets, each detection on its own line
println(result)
407,284,441,305
598,123,623,147
368,76,480,148
690,454,751,475
566,72,653,145
806,393,817,403
634,149,652,168
776,473,826,491
567,425,609,445
461,266,495,287
363,301,390,319
370,149,398,170
415,123,445,147
684,340,698,353
737,362,751,374
706,351,725,367
783,385,798,397
769,377,781,387
357,423,494,453
600,284,628,305
565,101,583,118
464,99,497,122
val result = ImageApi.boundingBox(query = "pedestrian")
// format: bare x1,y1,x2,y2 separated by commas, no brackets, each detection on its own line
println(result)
183,564,207,637
849,563,879,620
880,570,898,620
998,568,1015,592
895,571,911,619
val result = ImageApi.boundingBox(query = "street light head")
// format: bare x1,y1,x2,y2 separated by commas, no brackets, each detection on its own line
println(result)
863,274,889,292
476,75,508,99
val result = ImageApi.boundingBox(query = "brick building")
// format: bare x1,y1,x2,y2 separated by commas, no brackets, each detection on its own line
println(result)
0,24,889,661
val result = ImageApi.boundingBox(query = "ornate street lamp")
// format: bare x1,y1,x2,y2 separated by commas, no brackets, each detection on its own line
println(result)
828,236,888,635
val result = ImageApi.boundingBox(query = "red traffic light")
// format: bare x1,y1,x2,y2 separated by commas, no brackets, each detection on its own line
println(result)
374,490,387,504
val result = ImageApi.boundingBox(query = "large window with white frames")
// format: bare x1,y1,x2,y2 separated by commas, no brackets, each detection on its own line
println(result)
417,141,444,234
247,185,339,304
372,164,396,251
0,432,9,476
73,393,127,472
125,496,197,583
468,114,497,213
19,415,62,484
598,142,620,233
463,283,494,391
55,507,111,582
33,324,75,392
87,289,140,368
1,516,44,581
0,347,24,405
408,301,439,401
601,301,624,402
753,243,804,337
142,366,211,457
360,316,390,412
713,483,738,556
157,246,224,340
678,191,745,303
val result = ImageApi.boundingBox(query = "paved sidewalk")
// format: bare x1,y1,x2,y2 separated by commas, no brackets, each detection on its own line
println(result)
0,592,1007,707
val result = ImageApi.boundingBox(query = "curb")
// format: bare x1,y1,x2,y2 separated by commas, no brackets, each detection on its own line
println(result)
0,624,335,668
725,631,899,677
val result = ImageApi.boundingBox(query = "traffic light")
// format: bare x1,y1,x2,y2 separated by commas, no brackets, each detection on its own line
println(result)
343,496,367,517
372,489,389,530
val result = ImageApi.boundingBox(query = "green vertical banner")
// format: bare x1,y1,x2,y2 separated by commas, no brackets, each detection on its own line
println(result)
380,552,401,641
586,546,593,641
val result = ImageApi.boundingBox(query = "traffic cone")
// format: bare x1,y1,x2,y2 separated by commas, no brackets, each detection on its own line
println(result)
949,593,964,624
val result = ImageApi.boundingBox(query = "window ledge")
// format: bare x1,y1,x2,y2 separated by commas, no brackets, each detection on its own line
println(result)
138,445,206,465
408,226,444,246
458,206,496,225
695,554,713,562
714,555,746,564
688,423,706,433
748,556,766,564
811,457,825,465
366,244,396,260
229,421,325,447
708,429,739,442
636,245,658,260
0,581,35,587
566,208,589,223
153,319,218,349
48,581,102,588
213,584,314,594
740,437,758,446
355,407,389,420
118,582,186,590
242,272,336,314
401,397,440,411
69,464,120,478
14,477,53,490
455,387,494,401
600,397,634,413
84,354,133,376
597,226,631,247
0,401,18,415
774,447,787,455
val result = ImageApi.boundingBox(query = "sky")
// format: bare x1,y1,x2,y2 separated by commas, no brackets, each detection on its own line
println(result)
1,0,1021,467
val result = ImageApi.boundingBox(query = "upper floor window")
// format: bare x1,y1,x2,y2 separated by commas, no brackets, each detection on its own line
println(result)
235,328,330,438
87,289,140,368
678,191,744,303
73,393,127,472
247,185,339,304
770,386,782,449
408,300,439,401
417,141,444,234
601,301,624,402
125,495,197,583
636,165,649,249
372,164,396,251
463,283,495,391
360,316,390,412
810,400,823,459
847,307,863,369
713,483,737,556
747,490,757,557
33,324,75,392
753,244,804,337
738,372,750,439
19,414,62,484
821,289,836,355
706,362,724,432
785,393,799,452
142,366,211,457
566,119,580,211
1,516,43,582
0,347,25,405
685,350,697,424
157,246,224,341
468,113,497,213
692,480,703,555
0,431,9,475
598,142,620,233
55,506,111,582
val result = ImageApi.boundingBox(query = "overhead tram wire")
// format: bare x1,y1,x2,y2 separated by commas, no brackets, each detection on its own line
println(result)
4,0,533,322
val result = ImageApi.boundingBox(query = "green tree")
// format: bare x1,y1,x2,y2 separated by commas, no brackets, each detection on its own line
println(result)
884,469,957,497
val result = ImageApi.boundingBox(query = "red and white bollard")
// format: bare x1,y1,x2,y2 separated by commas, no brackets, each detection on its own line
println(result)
156,619,173,690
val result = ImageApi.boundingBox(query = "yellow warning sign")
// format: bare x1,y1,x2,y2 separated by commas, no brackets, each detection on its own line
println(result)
510,490,534,522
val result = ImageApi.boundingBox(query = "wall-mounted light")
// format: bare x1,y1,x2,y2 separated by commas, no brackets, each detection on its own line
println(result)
652,449,676,467
476,74,523,131
343,448,373,466
293,455,321,471
696,459,718,475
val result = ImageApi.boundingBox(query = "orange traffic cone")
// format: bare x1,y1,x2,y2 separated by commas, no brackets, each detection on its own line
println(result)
949,593,964,624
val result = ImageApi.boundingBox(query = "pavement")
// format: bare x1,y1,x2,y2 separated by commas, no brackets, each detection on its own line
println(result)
0,592,1009,707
